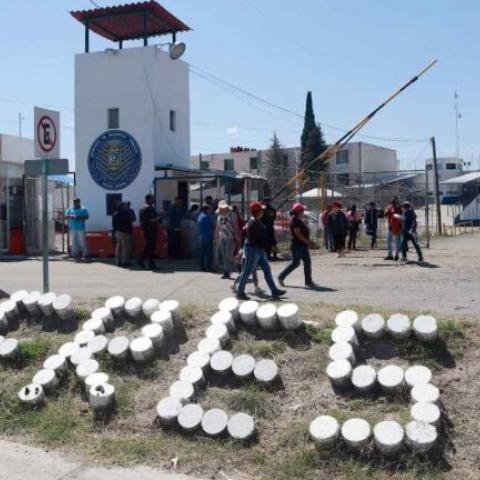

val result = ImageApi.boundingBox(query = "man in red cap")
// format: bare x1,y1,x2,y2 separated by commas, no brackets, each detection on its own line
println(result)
278,202,318,289
235,201,286,300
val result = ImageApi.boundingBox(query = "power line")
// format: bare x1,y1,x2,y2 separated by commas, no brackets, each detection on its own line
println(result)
88,0,100,7
189,64,429,144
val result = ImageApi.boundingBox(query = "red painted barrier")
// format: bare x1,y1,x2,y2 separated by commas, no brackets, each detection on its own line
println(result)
86,226,167,258
9,229,25,255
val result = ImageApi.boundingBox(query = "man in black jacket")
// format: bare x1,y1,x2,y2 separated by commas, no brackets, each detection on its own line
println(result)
235,202,286,300
401,201,424,263
328,201,348,257
138,194,160,270
112,202,134,267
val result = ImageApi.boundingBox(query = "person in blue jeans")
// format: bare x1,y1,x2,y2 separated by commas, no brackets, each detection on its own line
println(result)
278,202,319,289
236,201,286,301
65,198,89,261
196,204,215,271
401,201,424,263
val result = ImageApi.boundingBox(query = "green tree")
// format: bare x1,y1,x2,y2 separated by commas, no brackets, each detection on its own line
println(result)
263,132,289,197
300,91,327,180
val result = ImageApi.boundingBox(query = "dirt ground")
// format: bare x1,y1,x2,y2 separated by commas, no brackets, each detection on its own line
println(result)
0,298,479,480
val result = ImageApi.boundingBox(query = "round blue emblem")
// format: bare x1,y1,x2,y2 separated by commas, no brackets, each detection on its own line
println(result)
88,130,142,191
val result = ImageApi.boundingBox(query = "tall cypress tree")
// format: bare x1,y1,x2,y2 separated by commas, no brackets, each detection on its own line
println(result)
300,91,327,180
264,132,288,196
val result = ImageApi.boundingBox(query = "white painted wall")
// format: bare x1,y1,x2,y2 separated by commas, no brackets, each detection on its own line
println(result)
75,46,190,231
0,134,33,165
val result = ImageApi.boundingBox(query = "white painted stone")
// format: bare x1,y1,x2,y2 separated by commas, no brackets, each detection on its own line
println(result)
91,307,115,330
351,365,376,392
410,383,440,404
198,337,221,356
130,337,154,363
38,292,56,317
387,314,411,339
23,291,42,316
87,335,110,356
43,354,67,373
32,368,59,391
232,354,256,379
228,412,255,440
256,303,278,330
378,365,405,393
89,382,115,411
201,408,228,437
328,342,355,364
52,294,74,320
105,295,125,317
0,338,18,359
187,351,210,371
309,415,340,447
210,350,234,375
10,290,28,306
18,383,44,406
335,310,360,332
156,396,182,426
70,347,93,367
124,297,143,319
331,326,358,348
169,380,195,403
210,310,236,332
2,300,19,321
107,336,130,360
373,421,404,454
76,359,100,382
0,335,4,345
74,329,95,347
405,421,437,452
150,309,175,341
179,366,205,388
142,323,165,351
239,300,259,326
341,418,371,449
177,403,204,432
160,299,183,334
85,372,110,391
219,297,240,321
0,312,7,330
206,323,230,346
405,365,432,388
361,314,386,338
142,298,161,318
413,316,438,342
254,359,279,384
82,317,106,334
277,303,302,330
326,359,352,387
410,402,441,427
58,341,80,360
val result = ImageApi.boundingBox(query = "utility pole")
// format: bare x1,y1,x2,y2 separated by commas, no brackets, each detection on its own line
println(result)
18,113,23,137
454,90,460,160
430,136,442,235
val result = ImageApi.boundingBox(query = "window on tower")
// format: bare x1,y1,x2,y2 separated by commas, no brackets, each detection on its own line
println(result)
169,110,176,132
108,108,119,129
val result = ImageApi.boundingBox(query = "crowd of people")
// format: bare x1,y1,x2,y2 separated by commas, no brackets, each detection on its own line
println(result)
64,194,424,295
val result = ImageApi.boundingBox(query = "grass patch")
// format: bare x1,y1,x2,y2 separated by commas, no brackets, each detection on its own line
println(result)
304,323,332,345
75,308,91,321
232,332,287,358
18,337,53,363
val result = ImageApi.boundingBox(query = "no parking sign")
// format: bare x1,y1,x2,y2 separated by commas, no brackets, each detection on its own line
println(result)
34,106,60,159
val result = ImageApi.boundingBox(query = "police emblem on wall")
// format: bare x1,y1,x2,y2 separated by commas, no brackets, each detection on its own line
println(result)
88,130,142,191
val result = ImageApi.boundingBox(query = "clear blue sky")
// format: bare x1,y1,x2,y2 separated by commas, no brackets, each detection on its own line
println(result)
1,0,479,170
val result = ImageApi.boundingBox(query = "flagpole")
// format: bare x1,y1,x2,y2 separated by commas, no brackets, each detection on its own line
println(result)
454,90,460,161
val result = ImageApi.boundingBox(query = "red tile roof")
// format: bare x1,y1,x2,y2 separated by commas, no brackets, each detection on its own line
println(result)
70,1,191,42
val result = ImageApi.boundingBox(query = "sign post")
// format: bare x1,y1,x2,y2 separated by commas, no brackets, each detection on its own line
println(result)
32,107,62,293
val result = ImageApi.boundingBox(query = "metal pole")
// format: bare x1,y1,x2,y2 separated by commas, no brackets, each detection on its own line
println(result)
425,169,430,248
430,137,442,235
18,113,22,137
42,158,49,292
85,21,90,53
143,10,148,46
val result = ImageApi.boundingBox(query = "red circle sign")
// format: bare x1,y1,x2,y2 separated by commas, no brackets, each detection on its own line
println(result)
36,115,57,153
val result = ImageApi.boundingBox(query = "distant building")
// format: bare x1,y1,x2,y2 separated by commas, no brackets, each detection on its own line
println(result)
0,134,33,252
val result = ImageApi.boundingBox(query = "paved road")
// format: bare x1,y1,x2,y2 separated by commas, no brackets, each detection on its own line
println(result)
0,439,202,480
1,233,479,315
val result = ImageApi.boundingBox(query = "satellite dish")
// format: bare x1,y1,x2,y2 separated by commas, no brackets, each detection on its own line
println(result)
169,42,186,60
